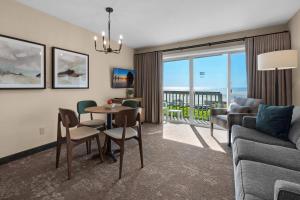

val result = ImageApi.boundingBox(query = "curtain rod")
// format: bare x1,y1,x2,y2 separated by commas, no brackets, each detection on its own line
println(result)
135,30,289,54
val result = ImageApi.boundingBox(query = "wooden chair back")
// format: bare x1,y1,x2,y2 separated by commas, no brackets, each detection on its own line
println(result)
59,108,79,128
114,108,139,127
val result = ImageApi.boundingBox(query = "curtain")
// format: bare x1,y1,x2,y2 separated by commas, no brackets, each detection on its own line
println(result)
245,32,292,105
134,51,163,123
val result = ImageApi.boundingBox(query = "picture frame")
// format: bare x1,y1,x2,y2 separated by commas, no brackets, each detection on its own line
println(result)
0,34,46,89
111,67,135,88
52,47,89,89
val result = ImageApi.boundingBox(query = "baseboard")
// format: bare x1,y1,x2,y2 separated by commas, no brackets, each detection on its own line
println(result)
0,141,58,165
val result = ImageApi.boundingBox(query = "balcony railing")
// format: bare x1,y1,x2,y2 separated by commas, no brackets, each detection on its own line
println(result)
163,90,224,121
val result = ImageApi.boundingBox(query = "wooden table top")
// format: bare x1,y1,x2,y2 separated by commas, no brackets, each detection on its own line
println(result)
85,105,132,114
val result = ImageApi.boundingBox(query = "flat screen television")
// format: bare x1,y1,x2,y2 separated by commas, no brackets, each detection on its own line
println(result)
111,68,135,88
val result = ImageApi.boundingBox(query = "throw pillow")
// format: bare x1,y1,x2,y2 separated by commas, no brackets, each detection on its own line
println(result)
228,102,250,113
256,104,294,140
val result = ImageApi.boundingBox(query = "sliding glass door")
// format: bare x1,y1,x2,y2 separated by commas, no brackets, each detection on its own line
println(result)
163,49,247,123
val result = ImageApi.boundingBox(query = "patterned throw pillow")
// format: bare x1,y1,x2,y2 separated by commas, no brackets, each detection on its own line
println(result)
256,104,294,140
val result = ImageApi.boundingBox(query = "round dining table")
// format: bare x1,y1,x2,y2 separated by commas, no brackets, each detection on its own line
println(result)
85,105,132,161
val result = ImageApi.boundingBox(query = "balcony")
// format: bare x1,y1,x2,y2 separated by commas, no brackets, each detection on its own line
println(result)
163,90,224,123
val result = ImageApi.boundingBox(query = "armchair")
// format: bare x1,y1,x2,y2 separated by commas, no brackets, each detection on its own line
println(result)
210,97,263,146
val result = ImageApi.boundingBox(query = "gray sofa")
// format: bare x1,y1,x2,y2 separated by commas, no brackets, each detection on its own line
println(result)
232,106,300,200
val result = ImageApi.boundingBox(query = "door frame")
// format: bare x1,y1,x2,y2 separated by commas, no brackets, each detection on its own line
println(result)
163,46,245,123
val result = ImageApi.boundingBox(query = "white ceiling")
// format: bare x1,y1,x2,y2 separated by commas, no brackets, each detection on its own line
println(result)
17,0,300,49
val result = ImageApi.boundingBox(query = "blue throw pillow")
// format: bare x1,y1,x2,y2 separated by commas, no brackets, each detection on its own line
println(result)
256,104,294,140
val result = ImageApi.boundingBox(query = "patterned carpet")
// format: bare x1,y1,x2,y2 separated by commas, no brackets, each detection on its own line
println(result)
0,123,234,200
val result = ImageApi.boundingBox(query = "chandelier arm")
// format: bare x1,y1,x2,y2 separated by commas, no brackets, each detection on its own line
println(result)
108,11,111,48
102,36,106,50
95,48,107,53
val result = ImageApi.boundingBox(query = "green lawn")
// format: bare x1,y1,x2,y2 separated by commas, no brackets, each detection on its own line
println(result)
165,106,211,121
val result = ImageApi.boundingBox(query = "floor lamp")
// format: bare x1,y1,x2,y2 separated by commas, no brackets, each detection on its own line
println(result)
257,50,298,106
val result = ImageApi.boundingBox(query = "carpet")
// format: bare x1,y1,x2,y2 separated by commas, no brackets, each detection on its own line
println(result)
0,123,234,200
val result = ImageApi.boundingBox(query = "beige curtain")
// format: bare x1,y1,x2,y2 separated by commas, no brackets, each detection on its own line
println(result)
245,32,292,105
134,51,163,123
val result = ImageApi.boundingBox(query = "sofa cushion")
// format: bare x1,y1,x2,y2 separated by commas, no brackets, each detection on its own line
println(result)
231,125,295,148
256,104,294,140
233,139,300,171
289,106,300,145
245,98,263,113
235,160,300,200
228,102,250,113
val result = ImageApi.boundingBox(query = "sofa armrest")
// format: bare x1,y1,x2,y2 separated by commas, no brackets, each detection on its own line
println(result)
242,116,257,129
211,108,228,116
227,113,256,130
274,180,300,200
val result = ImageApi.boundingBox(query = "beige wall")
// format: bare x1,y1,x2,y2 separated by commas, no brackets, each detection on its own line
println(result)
289,10,300,106
0,0,134,158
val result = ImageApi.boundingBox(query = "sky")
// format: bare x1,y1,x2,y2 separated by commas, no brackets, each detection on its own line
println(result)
163,52,247,90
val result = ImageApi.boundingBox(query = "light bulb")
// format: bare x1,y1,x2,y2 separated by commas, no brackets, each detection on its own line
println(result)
119,35,123,40
94,36,98,41
104,40,107,45
102,31,105,37
118,40,122,44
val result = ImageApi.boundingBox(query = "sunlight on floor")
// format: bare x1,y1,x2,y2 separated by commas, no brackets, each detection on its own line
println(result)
162,122,227,153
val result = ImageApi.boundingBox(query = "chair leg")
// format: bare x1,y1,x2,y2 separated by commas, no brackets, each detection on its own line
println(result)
56,138,61,168
103,135,108,154
86,141,89,155
66,142,73,180
228,130,231,147
119,144,124,179
138,137,144,168
210,122,214,137
95,135,104,162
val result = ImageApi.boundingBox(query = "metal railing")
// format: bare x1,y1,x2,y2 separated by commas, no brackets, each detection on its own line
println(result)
163,91,224,121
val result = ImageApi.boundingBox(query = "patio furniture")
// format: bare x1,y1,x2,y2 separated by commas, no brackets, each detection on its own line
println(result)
169,109,183,120
210,97,263,147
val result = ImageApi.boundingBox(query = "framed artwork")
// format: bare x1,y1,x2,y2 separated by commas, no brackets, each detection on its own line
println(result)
52,47,89,89
0,34,46,89
111,68,135,88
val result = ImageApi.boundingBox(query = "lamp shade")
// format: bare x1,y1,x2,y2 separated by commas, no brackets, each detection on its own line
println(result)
257,50,298,71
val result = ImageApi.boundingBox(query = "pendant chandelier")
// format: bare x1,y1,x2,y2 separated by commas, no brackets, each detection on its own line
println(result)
94,7,123,54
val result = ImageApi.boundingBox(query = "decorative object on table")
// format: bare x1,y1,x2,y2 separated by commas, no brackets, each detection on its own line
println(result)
52,47,89,89
93,7,123,54
56,108,104,179
102,108,143,179
0,34,46,89
210,97,263,147
112,68,135,88
126,88,134,98
257,50,298,105
256,104,294,140
104,99,116,109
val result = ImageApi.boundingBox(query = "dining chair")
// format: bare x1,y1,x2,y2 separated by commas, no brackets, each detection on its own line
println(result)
103,108,143,179
77,100,106,154
122,99,139,108
56,108,104,180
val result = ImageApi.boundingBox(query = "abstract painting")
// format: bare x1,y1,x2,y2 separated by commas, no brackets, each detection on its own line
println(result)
52,47,89,89
0,35,46,89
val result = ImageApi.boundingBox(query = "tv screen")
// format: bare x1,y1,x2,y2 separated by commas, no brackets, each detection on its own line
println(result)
112,68,135,88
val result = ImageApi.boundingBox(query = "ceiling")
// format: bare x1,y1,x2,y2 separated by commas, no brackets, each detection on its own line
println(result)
17,0,300,49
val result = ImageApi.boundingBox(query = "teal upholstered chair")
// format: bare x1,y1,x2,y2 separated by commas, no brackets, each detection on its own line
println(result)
77,100,106,128
77,100,106,154
122,100,139,108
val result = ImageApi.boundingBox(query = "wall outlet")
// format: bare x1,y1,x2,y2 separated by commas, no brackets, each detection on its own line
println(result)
39,128,45,135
